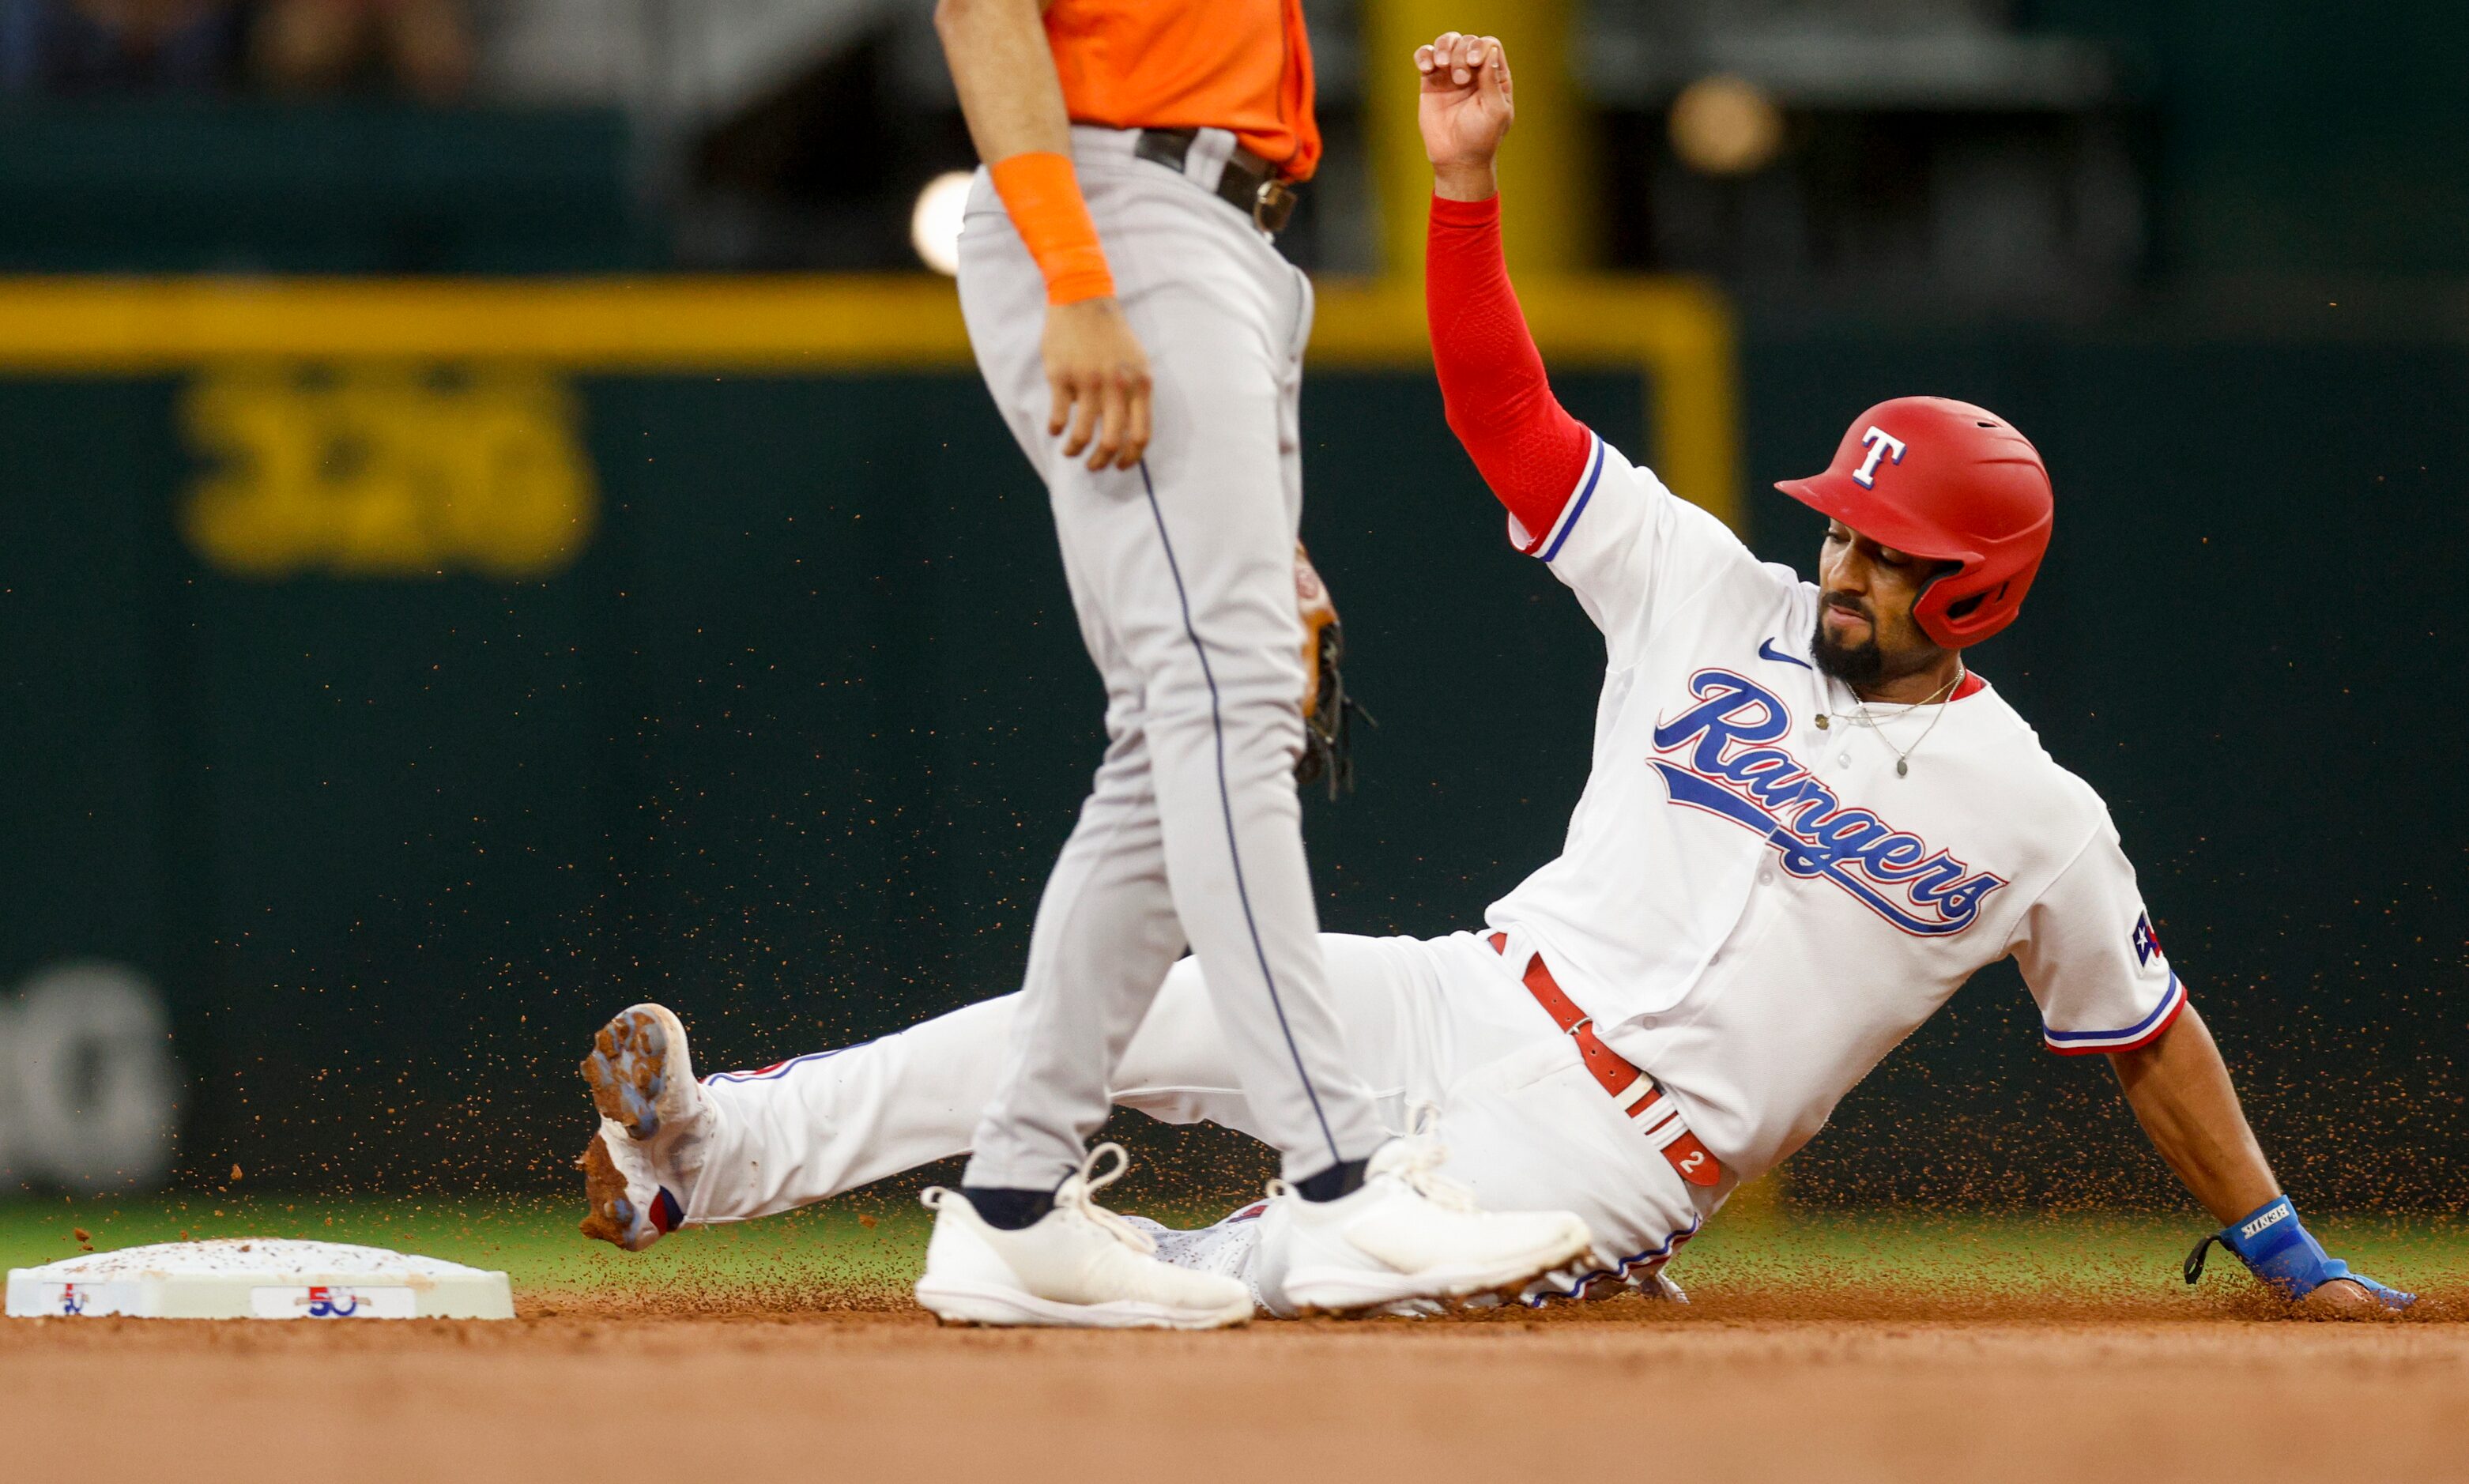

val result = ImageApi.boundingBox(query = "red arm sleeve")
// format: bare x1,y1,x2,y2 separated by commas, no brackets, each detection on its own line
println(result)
1426,194,1594,548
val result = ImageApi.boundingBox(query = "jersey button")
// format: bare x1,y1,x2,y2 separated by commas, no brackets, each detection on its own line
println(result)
1837,753,1852,766
1758,868,1776,886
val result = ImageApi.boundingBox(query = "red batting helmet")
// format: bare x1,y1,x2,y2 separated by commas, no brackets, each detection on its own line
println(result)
1774,396,2053,649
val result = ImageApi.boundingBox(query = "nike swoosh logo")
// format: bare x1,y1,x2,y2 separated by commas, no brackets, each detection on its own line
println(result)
1758,638,1813,671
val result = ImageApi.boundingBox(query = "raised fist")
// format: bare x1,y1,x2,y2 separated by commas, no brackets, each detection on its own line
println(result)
1415,32,1513,179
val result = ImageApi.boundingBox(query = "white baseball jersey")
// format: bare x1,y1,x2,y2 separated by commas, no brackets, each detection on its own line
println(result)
1484,432,2185,1182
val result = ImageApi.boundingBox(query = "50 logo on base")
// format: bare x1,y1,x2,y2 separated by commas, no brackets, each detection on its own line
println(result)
26,1282,143,1316
248,1286,418,1320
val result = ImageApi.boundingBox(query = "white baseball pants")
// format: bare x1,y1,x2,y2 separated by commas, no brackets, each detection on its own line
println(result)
681,931,1717,1283
950,126,1385,1188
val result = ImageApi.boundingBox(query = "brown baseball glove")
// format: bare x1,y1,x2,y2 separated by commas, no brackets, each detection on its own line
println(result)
1295,541,1373,799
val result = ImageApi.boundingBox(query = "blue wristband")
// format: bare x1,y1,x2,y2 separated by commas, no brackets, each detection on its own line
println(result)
2184,1196,2414,1309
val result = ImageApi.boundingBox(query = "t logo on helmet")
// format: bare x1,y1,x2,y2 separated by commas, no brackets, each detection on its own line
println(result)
1853,426,1907,488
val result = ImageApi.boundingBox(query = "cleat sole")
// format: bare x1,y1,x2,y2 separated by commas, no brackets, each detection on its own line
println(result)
914,1277,1250,1331
575,1134,638,1248
1280,1230,1595,1319
574,1004,696,1253
581,1008,669,1140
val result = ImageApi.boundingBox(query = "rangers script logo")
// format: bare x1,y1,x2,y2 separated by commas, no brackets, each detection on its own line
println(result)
1649,670,2005,936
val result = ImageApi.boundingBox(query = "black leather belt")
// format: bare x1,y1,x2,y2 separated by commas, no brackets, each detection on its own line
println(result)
1133,128,1300,235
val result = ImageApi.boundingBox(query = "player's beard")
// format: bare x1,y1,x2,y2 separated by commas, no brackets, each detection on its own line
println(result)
1813,598,1950,691
1811,605,1886,687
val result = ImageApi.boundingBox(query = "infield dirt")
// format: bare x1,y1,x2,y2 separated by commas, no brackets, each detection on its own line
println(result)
7,1287,2467,1483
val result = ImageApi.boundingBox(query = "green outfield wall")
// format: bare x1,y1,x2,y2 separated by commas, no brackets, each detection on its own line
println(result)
0,285,2460,1210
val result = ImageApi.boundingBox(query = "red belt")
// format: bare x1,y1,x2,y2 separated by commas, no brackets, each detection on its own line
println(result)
1490,932,1723,1188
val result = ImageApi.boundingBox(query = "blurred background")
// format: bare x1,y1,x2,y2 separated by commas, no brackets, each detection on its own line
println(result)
0,0,2460,1218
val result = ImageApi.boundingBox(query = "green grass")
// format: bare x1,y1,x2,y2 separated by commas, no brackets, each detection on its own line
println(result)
1672,1208,2469,1300
0,1192,929,1296
8,1195,2463,1305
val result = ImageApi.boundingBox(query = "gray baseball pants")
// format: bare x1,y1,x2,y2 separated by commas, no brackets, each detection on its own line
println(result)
952,125,1385,1188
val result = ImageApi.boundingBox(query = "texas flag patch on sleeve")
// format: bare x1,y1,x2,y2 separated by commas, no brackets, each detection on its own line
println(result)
2132,912,2164,967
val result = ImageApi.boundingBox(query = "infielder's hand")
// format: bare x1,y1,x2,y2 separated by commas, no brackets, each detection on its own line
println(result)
1415,32,1513,201
1044,296,1152,472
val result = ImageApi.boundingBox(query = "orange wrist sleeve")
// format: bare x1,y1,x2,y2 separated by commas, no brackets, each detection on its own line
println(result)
988,152,1115,306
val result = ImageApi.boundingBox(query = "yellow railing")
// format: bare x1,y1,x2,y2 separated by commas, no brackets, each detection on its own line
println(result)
0,273,1738,529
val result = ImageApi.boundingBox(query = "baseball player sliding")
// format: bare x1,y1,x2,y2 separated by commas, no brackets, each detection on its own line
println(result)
574,32,2411,1320
579,2,1591,1328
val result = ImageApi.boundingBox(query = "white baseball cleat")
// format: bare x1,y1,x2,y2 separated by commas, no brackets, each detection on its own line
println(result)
914,1144,1253,1329
575,1003,711,1252
1132,1197,1675,1319
1253,1135,1594,1316
1125,1200,1274,1314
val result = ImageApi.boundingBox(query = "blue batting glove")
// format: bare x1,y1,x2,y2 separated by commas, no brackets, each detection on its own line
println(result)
2184,1195,2414,1309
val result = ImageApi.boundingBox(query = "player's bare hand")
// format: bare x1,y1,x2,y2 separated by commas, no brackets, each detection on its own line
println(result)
1415,32,1513,200
2296,1278,2399,1320
1043,296,1152,471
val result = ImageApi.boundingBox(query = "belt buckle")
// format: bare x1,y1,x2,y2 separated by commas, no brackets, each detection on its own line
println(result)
1252,179,1297,235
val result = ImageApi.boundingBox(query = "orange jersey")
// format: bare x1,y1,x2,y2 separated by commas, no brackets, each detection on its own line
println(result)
1043,0,1319,181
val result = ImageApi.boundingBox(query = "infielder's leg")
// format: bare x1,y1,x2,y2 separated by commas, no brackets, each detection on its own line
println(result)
952,158,1385,1194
